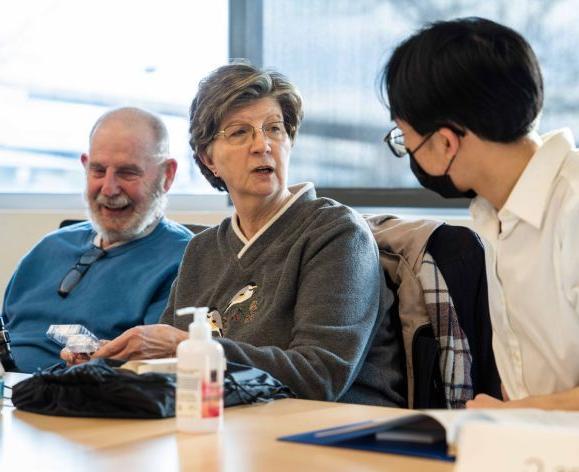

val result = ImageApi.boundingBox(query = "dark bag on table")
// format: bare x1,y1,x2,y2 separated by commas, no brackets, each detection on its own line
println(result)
11,358,294,418
224,361,295,406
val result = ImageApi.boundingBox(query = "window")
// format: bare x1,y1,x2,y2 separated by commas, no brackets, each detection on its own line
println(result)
0,0,228,195
238,0,579,206
2,0,578,208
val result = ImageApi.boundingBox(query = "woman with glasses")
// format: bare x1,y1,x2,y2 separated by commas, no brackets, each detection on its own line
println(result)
91,63,405,406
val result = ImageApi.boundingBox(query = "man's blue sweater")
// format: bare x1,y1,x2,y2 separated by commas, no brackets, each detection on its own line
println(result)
2,219,192,372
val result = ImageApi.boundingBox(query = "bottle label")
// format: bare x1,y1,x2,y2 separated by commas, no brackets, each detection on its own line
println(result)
202,370,223,418
176,368,202,419
177,368,223,420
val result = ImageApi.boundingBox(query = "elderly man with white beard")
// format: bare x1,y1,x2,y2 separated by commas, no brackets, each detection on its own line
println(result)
1,107,192,372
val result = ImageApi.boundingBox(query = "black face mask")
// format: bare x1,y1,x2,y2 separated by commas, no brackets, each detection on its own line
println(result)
409,152,477,199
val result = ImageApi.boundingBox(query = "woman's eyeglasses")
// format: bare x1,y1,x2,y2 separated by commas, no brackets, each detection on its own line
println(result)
214,121,291,146
58,246,107,298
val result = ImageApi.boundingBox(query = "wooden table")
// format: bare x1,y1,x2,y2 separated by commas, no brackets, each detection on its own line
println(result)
1,373,452,472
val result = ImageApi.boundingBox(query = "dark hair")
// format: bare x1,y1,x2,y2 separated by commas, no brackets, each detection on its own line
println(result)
189,63,303,191
379,17,543,142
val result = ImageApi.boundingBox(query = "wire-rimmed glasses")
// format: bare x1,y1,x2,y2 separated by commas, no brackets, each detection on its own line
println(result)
214,121,291,146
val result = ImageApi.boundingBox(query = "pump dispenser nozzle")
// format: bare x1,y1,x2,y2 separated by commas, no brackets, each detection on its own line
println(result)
176,306,211,340
190,307,210,341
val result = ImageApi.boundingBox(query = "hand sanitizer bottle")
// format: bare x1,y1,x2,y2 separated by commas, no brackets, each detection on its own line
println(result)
176,307,225,433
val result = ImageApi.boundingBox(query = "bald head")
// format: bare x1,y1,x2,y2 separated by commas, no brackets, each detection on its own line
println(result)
82,107,178,247
89,107,169,161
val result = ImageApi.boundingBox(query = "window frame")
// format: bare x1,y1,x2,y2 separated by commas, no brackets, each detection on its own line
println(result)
0,192,229,211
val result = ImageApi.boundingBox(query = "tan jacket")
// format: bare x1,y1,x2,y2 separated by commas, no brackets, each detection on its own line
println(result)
364,215,442,408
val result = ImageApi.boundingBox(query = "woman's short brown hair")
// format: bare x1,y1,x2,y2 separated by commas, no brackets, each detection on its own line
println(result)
189,63,303,191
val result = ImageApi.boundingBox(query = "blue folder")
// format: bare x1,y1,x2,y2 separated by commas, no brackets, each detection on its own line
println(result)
278,418,454,462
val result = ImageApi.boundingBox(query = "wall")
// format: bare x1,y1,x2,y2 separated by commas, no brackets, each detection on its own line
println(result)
0,209,230,304
0,207,472,304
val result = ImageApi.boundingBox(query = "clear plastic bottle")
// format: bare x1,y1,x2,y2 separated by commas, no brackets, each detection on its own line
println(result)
176,307,225,433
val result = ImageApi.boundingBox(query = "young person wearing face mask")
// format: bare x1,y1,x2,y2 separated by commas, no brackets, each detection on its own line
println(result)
380,17,579,410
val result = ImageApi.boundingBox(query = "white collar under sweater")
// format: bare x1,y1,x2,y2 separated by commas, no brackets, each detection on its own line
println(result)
231,182,314,259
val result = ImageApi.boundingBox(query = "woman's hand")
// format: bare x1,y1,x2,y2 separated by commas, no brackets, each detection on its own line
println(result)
91,324,188,361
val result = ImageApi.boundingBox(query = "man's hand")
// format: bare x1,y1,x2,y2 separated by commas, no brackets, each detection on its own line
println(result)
60,347,76,366
468,388,579,411
60,340,110,366
92,324,188,360
466,393,506,409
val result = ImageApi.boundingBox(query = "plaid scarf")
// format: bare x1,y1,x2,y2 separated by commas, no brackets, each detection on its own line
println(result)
419,252,474,408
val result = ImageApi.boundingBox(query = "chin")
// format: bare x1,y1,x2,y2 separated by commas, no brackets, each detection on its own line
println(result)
91,212,139,242
252,180,283,194
97,213,134,231
100,223,136,241
250,189,280,201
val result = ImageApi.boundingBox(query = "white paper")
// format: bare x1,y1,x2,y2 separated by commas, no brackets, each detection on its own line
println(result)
456,421,579,471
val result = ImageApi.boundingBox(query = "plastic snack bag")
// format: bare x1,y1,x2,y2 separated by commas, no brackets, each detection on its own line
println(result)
46,324,100,362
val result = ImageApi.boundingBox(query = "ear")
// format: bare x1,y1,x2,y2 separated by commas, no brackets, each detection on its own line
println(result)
437,127,461,160
161,158,178,192
81,153,89,167
199,150,218,176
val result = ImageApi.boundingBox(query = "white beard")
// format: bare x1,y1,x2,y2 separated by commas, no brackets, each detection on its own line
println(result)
86,175,167,243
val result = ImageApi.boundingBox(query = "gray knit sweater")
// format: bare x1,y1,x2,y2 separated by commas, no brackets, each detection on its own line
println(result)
160,184,405,406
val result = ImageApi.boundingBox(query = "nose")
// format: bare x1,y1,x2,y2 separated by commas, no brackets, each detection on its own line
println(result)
249,127,271,154
100,169,121,197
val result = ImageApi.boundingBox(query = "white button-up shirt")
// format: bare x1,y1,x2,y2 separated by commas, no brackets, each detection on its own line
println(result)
471,129,579,400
